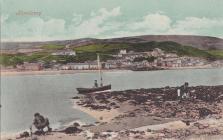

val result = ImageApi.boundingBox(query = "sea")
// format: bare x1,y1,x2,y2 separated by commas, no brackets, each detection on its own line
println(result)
1,68,223,133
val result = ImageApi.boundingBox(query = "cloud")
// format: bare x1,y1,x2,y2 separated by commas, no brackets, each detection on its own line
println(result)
2,7,122,41
43,19,65,36
111,14,223,38
129,12,171,32
175,17,223,29
71,13,83,25
1,14,9,24
167,17,223,35
2,7,223,42
68,7,121,38
2,17,66,41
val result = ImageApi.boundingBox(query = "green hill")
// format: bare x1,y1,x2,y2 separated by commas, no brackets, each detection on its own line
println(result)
1,41,223,66
74,41,222,60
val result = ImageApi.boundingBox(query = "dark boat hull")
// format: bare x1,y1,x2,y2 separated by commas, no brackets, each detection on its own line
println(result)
77,84,111,94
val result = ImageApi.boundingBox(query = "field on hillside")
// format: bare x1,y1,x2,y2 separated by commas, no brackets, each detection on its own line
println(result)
207,50,223,59
1,41,223,66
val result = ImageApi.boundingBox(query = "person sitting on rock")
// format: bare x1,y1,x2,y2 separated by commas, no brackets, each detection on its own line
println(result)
33,113,52,132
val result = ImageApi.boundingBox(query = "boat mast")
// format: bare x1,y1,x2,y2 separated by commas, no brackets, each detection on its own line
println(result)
97,53,103,86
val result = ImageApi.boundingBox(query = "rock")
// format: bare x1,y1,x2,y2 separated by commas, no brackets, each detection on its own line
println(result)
181,120,190,126
198,108,212,118
18,131,29,138
99,116,103,120
72,96,80,99
134,135,144,139
33,130,45,136
92,132,100,139
31,137,38,140
63,126,82,134
147,129,152,132
194,122,209,129
73,122,80,127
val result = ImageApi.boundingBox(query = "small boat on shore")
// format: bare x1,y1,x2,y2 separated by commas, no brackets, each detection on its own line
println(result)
77,84,111,94
76,54,111,94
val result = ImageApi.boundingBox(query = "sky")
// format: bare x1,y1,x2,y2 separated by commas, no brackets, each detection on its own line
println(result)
1,0,223,41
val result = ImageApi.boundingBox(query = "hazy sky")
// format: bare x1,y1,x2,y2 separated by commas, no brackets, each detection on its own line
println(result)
1,0,223,41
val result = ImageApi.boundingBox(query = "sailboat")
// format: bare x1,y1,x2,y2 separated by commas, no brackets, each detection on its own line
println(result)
76,54,111,94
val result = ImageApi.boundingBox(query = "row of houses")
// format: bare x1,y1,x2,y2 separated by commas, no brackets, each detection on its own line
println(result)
60,62,98,70
156,57,207,68
118,48,165,58
59,61,120,70
113,48,208,68
15,48,209,71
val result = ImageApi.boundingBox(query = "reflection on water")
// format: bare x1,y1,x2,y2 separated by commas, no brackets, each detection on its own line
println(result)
1,68,223,132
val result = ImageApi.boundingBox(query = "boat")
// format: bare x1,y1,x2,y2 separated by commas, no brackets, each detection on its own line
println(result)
76,84,111,94
76,53,111,94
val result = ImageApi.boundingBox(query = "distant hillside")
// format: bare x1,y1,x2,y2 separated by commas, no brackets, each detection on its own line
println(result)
1,40,223,67
1,35,223,50
132,35,223,50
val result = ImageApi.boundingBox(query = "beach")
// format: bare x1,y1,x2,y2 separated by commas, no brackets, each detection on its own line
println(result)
1,64,221,76
3,85,223,140
0,69,129,76
1,0,223,139
71,85,223,139
1,68,223,140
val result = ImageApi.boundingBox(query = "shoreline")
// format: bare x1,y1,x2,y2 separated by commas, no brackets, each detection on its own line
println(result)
2,85,223,140
73,100,121,123
71,85,223,139
1,66,222,76
0,69,132,76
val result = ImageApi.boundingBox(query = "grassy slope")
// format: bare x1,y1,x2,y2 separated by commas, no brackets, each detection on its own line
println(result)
41,44,65,50
74,44,129,53
130,41,213,58
74,41,220,59
207,50,223,59
1,41,222,66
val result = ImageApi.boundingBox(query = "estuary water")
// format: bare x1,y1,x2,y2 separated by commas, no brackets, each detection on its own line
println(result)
1,68,223,133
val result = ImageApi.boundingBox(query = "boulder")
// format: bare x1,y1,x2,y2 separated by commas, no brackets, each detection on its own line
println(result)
198,108,212,118
63,126,82,134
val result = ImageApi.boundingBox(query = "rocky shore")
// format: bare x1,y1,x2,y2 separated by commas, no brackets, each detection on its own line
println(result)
4,85,223,140
73,85,223,140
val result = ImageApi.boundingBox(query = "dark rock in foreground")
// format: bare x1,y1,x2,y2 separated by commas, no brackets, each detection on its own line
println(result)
74,85,223,140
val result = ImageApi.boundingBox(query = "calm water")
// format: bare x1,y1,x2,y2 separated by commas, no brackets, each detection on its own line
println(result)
1,68,223,133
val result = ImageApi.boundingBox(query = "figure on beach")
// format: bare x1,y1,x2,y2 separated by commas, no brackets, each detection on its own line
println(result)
177,82,190,99
94,80,98,88
33,113,52,132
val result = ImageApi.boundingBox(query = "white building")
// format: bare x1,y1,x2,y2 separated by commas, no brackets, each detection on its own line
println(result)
161,58,182,67
118,49,127,57
120,49,127,54
151,48,165,57
104,63,117,69
61,62,99,70
164,53,178,58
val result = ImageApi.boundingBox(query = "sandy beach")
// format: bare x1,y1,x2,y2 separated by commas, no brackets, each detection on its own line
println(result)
1,65,222,76
2,85,223,140
72,85,223,139
0,69,132,76
73,102,121,123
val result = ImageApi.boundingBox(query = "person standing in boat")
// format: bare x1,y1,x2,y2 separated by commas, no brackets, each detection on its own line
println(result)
94,80,98,88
